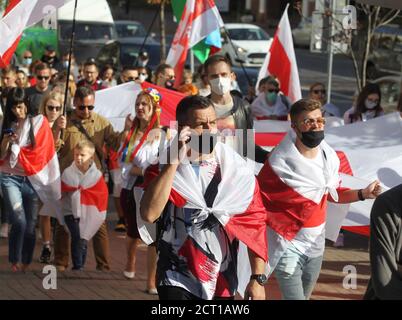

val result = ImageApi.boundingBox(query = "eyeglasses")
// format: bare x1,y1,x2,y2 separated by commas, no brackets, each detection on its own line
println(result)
301,117,326,127
313,89,326,94
37,76,50,80
77,105,95,111
47,105,62,112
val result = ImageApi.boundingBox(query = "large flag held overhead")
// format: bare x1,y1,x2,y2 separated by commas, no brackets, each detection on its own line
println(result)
256,4,301,102
171,0,222,64
0,0,72,68
166,0,224,87
252,114,402,238
94,81,186,131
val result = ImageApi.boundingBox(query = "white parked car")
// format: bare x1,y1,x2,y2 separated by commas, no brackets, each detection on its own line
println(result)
220,23,272,67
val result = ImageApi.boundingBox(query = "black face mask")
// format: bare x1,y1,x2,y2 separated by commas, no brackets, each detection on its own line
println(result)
165,79,175,89
43,55,55,63
301,130,324,148
188,131,218,154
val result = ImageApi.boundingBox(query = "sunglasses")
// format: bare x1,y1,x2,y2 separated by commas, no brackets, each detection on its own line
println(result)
77,105,95,111
301,117,326,126
37,76,50,80
313,89,326,94
24,56,32,59
267,89,279,93
47,105,62,112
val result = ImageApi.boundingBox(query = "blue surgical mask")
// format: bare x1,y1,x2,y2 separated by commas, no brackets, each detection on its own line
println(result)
24,57,32,65
266,91,278,105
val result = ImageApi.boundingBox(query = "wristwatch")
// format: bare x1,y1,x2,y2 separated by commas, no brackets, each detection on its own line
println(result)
250,274,268,286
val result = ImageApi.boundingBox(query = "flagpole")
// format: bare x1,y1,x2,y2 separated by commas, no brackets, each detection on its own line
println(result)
221,26,252,88
62,0,78,118
190,50,195,74
135,3,161,67
326,0,335,104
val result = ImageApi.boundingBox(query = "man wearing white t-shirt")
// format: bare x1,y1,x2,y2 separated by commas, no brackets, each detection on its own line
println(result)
257,98,381,300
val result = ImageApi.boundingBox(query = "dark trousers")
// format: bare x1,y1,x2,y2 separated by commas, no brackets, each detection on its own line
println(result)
64,215,88,270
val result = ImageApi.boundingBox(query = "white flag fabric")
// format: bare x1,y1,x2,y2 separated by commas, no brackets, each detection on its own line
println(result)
0,0,72,67
256,4,301,102
166,0,224,86
61,162,108,241
94,81,142,131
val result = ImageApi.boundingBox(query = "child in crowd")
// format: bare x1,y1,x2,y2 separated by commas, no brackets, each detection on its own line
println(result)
61,140,109,270
178,69,199,96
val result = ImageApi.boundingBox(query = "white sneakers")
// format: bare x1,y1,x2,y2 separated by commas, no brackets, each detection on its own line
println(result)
0,223,8,238
123,271,135,279
147,288,158,295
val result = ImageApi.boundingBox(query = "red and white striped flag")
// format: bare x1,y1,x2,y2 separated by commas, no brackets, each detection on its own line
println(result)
0,0,72,68
61,162,108,240
166,0,224,87
166,142,268,262
256,4,301,103
0,115,61,204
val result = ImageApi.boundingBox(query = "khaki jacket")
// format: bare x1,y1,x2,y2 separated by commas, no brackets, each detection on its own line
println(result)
58,111,124,173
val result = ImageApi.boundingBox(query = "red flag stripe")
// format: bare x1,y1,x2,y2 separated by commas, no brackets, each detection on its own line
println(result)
0,35,21,68
257,161,328,240
3,0,21,16
224,182,268,261
267,28,291,96
140,81,185,126
80,177,109,212
341,225,370,236
18,117,55,176
255,132,286,147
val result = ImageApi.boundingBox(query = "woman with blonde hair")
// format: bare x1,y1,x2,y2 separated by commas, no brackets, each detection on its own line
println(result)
119,87,165,295
37,90,66,264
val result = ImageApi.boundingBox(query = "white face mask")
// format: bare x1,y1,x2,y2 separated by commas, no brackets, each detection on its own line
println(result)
209,77,232,96
365,99,378,110
139,74,148,82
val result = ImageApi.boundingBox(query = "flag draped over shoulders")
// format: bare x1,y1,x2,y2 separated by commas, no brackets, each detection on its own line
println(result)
61,162,108,241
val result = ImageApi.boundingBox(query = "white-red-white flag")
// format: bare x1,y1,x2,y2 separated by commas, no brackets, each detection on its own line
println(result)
256,4,301,103
166,0,224,87
0,115,61,204
166,142,268,262
0,0,72,68
61,162,108,241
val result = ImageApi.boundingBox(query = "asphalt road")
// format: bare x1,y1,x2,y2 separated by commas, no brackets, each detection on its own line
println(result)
295,47,357,115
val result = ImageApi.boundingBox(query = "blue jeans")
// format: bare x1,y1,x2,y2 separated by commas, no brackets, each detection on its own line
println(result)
64,215,88,270
0,174,39,265
274,245,323,300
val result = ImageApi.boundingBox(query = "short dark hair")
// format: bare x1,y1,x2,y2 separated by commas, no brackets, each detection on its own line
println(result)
176,95,213,126
83,61,98,71
74,86,95,101
154,63,173,78
34,62,50,74
290,98,322,123
121,65,138,73
203,55,232,75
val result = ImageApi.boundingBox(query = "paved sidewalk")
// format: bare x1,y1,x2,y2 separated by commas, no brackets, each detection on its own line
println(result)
0,198,370,300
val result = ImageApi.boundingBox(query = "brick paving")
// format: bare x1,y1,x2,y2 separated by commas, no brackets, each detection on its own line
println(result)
0,197,370,300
